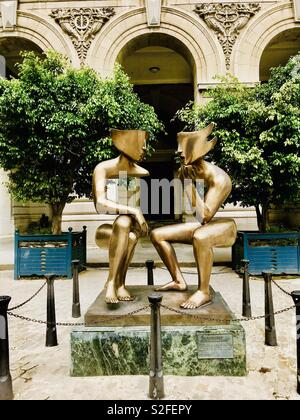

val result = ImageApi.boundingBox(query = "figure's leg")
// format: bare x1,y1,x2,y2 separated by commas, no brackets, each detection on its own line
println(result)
95,223,113,289
117,231,139,301
105,215,134,303
95,221,138,301
181,219,237,309
150,223,199,291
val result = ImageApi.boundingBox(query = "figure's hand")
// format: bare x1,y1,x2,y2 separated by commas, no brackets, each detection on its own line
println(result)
178,165,197,180
184,165,197,179
133,209,148,237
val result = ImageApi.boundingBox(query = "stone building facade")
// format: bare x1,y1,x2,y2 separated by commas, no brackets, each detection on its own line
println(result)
0,0,299,243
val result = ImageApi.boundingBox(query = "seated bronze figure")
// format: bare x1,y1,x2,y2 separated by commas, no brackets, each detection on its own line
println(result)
150,123,237,309
93,129,149,304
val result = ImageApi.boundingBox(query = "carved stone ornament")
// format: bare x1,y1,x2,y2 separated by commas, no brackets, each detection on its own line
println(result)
194,3,261,69
50,8,115,65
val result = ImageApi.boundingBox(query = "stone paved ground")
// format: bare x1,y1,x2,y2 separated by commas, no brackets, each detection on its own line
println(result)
1,267,300,400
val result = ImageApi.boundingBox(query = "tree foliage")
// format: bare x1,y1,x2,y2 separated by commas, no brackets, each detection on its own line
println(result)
175,54,300,231
0,51,163,233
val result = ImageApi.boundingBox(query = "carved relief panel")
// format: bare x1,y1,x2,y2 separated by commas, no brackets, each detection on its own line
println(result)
50,8,115,65
194,3,261,70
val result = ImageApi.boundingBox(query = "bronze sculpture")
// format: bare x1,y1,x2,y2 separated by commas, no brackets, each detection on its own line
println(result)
93,129,149,304
150,123,237,309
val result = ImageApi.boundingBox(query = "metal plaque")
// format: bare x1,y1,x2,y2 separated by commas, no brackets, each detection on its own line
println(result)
197,333,234,359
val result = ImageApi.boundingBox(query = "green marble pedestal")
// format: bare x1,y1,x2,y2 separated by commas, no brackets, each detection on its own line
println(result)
70,286,246,377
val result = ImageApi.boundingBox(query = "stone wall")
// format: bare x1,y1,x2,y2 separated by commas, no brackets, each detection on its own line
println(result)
0,0,299,238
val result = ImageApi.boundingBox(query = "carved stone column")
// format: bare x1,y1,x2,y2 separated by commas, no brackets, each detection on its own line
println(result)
50,8,115,65
194,3,261,70
0,56,5,77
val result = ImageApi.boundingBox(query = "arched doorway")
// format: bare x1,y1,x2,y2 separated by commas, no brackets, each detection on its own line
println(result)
118,33,195,222
260,28,300,81
0,36,44,236
0,37,43,78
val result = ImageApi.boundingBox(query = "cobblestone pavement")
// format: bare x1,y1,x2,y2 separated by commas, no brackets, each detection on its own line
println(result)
1,267,300,400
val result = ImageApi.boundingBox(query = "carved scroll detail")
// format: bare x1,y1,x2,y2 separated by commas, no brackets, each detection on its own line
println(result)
194,3,261,69
50,8,115,65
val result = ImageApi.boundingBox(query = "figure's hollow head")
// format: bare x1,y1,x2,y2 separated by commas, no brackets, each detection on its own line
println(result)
111,129,148,162
177,123,217,165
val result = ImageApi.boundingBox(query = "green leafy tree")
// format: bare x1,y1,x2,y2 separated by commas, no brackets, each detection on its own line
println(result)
176,55,300,232
0,51,163,234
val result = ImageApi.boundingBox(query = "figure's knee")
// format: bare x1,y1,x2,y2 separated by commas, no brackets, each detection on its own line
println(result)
192,228,210,247
129,231,138,245
150,229,162,245
95,224,112,248
114,215,132,231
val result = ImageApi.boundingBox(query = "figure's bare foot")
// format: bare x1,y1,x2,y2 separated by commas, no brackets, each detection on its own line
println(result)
155,281,187,292
180,291,211,309
105,281,119,304
117,285,135,301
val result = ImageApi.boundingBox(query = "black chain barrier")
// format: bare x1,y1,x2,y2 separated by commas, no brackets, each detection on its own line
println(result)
7,304,151,326
160,302,298,323
8,281,47,311
271,278,294,297
7,301,299,326
5,271,299,326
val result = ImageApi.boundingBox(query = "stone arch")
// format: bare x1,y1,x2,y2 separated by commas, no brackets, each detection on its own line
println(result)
0,11,76,64
233,2,299,82
87,6,224,89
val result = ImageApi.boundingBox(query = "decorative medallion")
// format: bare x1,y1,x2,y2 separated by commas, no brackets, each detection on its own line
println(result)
194,3,261,69
50,8,115,65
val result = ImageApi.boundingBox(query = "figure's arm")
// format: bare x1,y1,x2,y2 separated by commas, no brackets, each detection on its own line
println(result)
93,167,148,236
178,166,216,224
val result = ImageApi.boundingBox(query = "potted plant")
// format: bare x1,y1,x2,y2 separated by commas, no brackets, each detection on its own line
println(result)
0,51,163,279
175,54,300,275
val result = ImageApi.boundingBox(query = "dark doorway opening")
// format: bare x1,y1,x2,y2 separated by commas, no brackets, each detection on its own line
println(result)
135,84,193,221
118,34,195,222
0,37,42,78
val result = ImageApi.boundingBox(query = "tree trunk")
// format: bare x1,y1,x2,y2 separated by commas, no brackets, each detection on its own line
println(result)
255,205,262,231
51,203,65,235
255,204,269,233
261,203,270,233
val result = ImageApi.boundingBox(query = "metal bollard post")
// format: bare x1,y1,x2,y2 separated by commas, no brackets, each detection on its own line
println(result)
291,291,300,394
146,260,154,286
263,271,277,347
0,296,13,400
46,275,58,347
241,259,252,318
148,293,164,400
72,260,81,318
